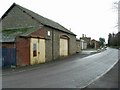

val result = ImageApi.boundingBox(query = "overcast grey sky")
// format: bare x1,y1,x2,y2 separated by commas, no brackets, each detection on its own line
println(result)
0,0,118,42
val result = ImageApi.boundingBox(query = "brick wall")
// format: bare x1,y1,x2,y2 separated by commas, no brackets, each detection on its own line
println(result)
44,26,76,61
16,37,30,66
42,27,53,62
30,27,45,38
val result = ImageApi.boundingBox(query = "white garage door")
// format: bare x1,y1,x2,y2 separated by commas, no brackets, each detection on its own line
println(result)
60,38,68,56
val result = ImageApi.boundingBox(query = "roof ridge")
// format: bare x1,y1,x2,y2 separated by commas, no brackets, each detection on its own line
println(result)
15,4,58,24
15,3,76,35
2,3,76,36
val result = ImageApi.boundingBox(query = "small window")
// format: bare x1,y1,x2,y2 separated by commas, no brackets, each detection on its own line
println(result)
31,17,34,19
33,43,37,57
47,31,50,36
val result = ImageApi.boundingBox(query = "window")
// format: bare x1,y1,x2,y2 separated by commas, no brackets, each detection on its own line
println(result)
47,31,50,36
33,43,37,57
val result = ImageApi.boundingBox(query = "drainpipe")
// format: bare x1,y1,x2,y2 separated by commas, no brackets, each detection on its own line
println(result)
52,29,54,60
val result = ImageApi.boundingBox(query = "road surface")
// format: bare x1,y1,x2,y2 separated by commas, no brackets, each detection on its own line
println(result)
2,48,119,88
84,60,119,88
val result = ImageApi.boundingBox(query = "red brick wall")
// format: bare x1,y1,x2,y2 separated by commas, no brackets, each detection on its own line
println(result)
16,37,30,66
30,27,46,38
16,27,46,66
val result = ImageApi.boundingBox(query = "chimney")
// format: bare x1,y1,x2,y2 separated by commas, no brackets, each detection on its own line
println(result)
82,34,84,38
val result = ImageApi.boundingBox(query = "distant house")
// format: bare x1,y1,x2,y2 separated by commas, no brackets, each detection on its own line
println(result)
76,39,81,52
0,3,78,67
80,34,91,48
80,39,87,50
91,39,100,49
80,34,100,49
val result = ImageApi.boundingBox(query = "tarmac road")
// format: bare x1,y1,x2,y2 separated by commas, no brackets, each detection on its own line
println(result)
2,48,119,88
84,60,119,88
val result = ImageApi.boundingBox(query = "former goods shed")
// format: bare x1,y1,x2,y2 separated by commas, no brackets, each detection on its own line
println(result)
0,3,80,67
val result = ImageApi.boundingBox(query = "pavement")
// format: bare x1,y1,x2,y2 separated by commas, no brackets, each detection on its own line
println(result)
2,48,119,88
81,49,98,55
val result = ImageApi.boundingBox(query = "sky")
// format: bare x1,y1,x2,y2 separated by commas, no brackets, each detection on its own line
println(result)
0,0,119,42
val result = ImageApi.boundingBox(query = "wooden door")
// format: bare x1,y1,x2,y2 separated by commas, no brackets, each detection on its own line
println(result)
60,38,68,56
30,38,39,65
38,39,45,63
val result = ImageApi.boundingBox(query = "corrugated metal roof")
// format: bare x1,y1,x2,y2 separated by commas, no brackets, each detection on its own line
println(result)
0,27,37,42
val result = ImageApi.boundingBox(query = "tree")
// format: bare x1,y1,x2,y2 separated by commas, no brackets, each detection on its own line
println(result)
115,32,120,46
108,33,113,46
108,32,120,47
113,2,118,9
107,1,120,47
113,1,119,28
99,37,105,47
